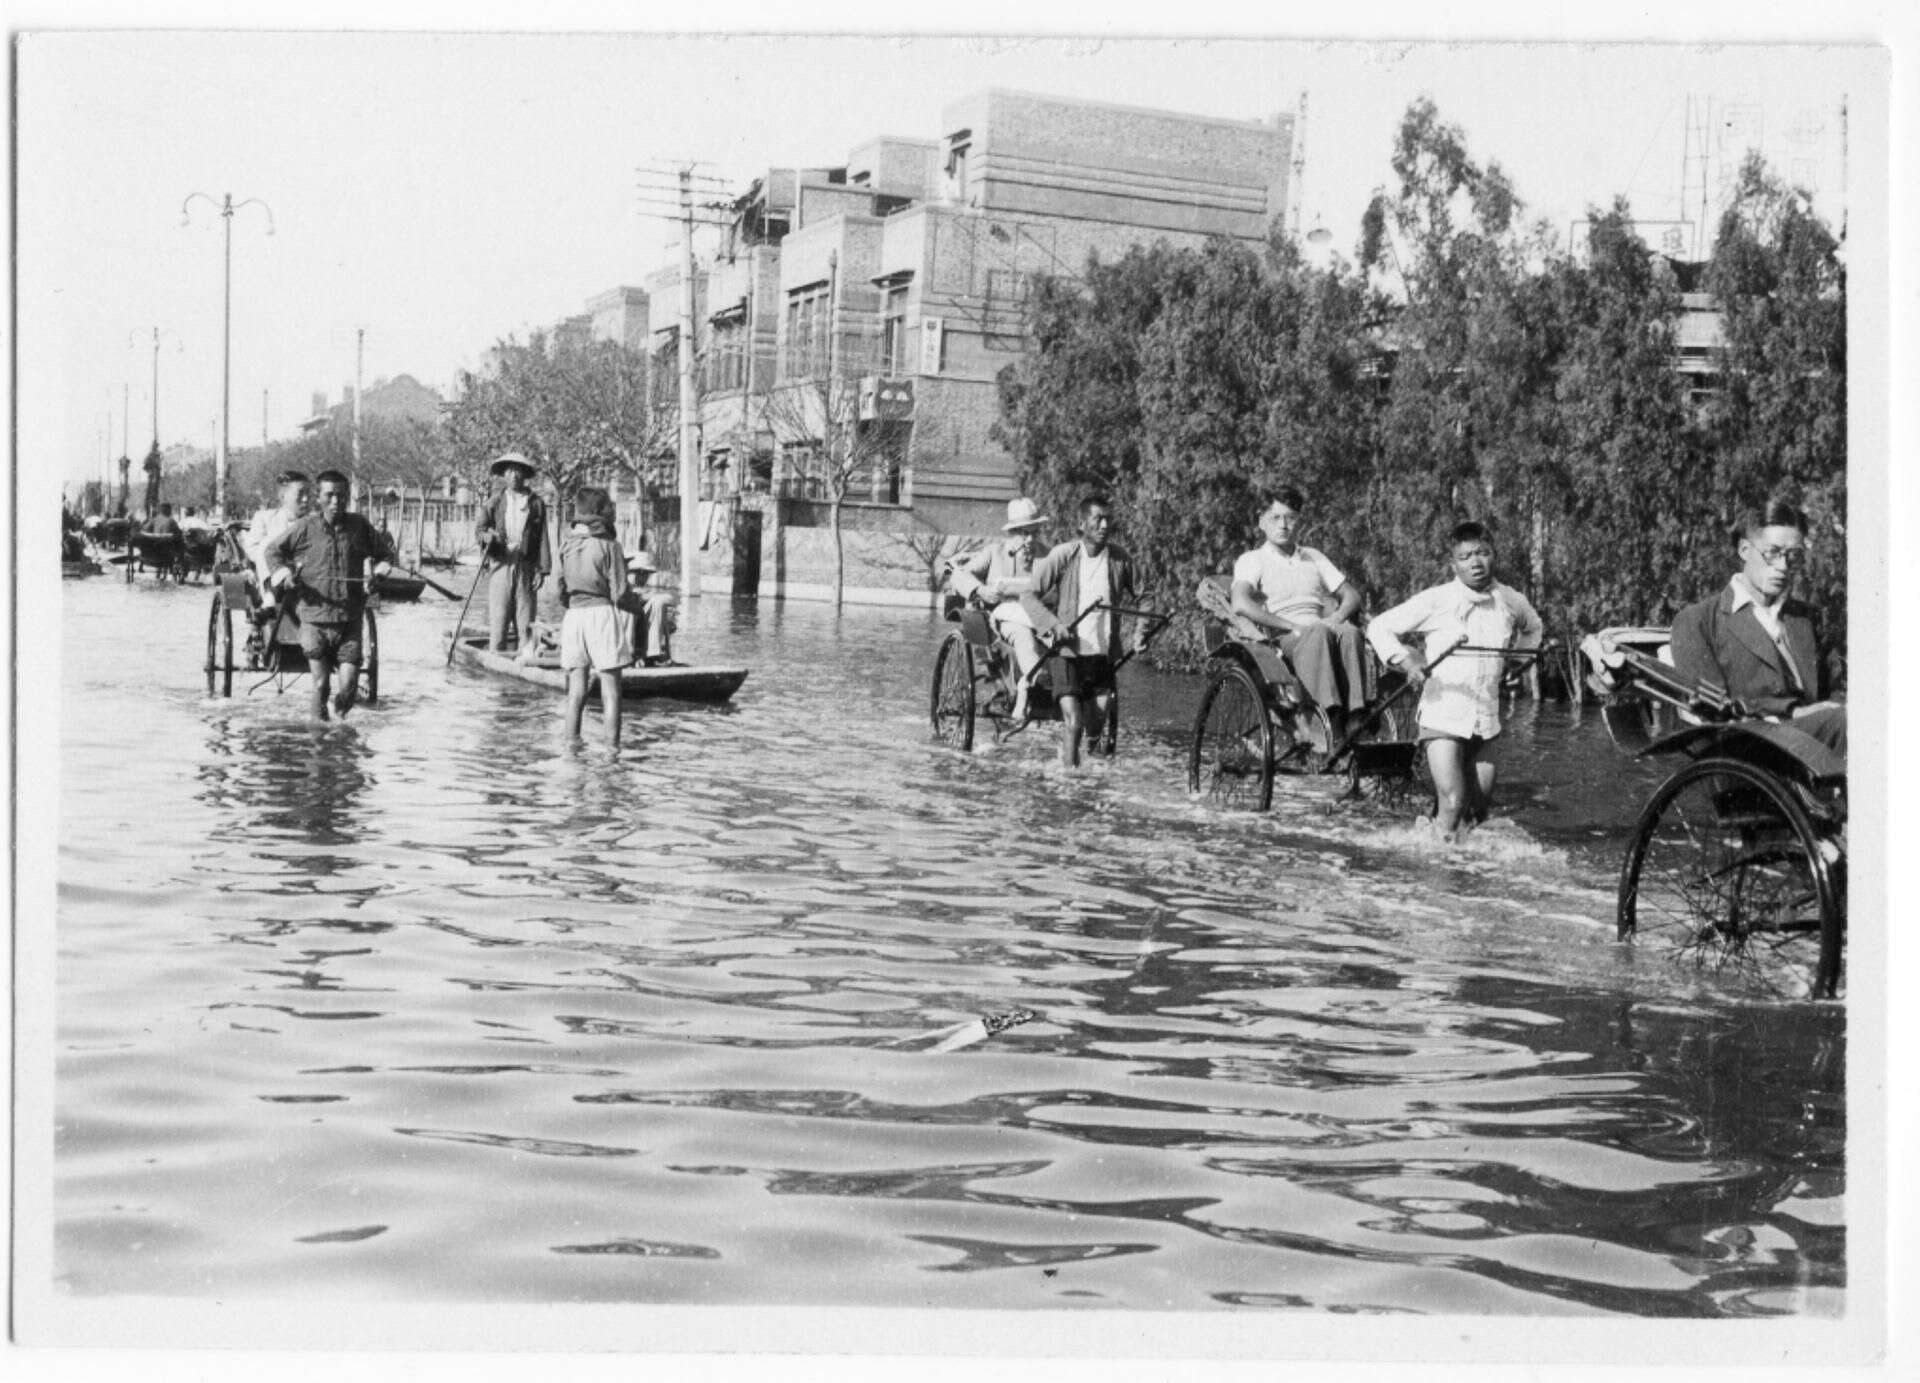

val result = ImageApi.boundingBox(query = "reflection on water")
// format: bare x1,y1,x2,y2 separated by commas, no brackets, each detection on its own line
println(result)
51,578,1845,1316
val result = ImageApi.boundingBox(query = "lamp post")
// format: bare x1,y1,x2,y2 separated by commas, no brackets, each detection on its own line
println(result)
183,191,275,522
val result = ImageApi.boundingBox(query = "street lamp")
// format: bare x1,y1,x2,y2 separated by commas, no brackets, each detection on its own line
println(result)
182,191,275,522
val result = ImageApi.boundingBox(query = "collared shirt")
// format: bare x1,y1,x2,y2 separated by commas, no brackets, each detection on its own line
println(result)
1231,543,1348,626
1074,547,1113,656
502,490,531,552
265,511,393,626
1367,578,1543,739
1728,575,1806,692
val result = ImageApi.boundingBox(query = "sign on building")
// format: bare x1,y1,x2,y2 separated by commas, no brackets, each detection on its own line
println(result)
859,376,915,421
919,318,945,375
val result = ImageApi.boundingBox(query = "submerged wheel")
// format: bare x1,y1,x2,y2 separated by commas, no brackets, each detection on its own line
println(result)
1618,756,1843,999
205,590,235,697
1098,691,1120,756
1189,664,1274,811
1270,696,1334,775
361,606,380,705
930,632,977,751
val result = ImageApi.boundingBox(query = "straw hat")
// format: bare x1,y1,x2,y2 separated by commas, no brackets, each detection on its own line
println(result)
489,452,536,478
625,549,659,574
1003,497,1049,532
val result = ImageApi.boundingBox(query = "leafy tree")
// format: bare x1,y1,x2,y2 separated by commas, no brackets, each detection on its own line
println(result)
444,332,666,510
1704,152,1848,653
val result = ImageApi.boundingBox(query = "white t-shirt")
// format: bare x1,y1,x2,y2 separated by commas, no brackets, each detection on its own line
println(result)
1075,547,1113,656
1231,543,1347,626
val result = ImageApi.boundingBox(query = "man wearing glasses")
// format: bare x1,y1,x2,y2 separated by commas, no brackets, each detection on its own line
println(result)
1670,501,1845,754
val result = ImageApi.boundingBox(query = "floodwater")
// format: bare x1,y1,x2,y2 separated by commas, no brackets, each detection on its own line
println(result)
50,573,1845,1316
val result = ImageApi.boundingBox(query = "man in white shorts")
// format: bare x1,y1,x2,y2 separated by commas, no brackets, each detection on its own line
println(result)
1229,486,1368,742
555,486,632,746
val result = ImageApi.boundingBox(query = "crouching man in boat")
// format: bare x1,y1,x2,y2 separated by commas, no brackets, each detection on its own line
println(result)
265,469,397,722
555,487,632,746
621,549,678,667
946,497,1050,724
1367,521,1543,841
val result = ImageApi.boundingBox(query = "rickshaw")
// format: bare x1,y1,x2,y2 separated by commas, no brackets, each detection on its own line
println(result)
126,529,190,583
1186,574,1540,810
203,524,380,704
929,590,1170,753
1581,628,1846,1000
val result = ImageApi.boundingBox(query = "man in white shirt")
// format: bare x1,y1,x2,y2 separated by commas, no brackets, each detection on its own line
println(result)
1367,521,1543,840
247,470,311,607
475,452,552,653
1229,487,1368,742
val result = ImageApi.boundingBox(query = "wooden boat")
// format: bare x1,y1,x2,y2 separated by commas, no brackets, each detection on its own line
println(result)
372,571,427,602
446,634,748,704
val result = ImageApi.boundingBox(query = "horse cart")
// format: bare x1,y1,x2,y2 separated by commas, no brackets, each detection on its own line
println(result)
929,591,1169,753
1582,628,1846,1000
203,526,380,705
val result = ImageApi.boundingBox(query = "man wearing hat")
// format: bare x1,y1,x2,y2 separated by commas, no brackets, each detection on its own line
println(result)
475,452,551,654
947,496,1050,723
620,548,678,667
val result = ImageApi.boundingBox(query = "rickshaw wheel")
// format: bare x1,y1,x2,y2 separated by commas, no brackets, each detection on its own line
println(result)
1190,664,1274,811
1270,698,1333,775
1619,756,1843,1000
205,590,235,697
1098,693,1119,756
361,607,380,705
930,632,977,751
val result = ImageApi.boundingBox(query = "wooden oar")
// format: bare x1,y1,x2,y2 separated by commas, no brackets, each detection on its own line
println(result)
388,564,464,600
445,560,489,667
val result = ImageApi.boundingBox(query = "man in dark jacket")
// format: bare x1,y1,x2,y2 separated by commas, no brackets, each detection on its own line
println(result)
475,452,551,653
1670,501,1845,755
1026,494,1144,769
266,469,396,721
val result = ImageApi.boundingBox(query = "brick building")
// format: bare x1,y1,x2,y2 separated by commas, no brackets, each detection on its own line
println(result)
581,89,1295,604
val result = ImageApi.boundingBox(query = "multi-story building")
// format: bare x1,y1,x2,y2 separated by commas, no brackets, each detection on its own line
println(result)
588,89,1296,603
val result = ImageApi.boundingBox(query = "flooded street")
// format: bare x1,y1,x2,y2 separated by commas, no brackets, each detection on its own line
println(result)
50,575,1845,1315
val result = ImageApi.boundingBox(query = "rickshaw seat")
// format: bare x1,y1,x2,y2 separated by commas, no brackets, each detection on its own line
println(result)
1195,574,1309,705
958,608,996,649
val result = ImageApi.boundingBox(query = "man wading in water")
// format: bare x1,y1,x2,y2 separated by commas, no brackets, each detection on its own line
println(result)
265,470,396,722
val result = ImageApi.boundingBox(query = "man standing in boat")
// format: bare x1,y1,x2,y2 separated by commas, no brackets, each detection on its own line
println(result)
265,469,396,722
475,452,551,655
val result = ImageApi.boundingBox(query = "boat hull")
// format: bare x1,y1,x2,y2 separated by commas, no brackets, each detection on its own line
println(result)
447,636,747,704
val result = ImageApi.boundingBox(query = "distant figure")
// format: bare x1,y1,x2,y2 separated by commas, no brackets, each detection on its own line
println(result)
1670,501,1845,756
622,549,677,667
180,505,214,535
1230,487,1368,744
265,469,396,721
1368,521,1543,841
555,486,631,746
142,503,181,538
475,452,550,654
249,471,312,607
1026,494,1145,769
947,496,1049,723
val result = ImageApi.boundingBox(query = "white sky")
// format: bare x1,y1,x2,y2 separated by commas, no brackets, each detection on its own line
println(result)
16,18,1886,495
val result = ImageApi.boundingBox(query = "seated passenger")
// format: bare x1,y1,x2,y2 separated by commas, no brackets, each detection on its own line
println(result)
947,497,1050,722
1670,501,1845,756
1229,486,1368,741
142,503,181,539
1368,521,1543,841
248,470,311,608
621,549,678,667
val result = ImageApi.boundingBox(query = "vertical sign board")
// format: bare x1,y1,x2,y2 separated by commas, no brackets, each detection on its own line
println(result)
919,318,944,375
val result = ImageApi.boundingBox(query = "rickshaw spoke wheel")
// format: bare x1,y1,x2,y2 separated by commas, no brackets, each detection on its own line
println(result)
1619,756,1843,1000
930,632,977,752
205,590,235,698
1190,665,1273,812
361,607,380,705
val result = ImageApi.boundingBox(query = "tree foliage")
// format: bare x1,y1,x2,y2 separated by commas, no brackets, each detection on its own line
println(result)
998,103,1848,678
444,332,664,505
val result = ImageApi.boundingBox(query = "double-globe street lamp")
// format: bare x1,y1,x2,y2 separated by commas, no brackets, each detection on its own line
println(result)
182,191,274,521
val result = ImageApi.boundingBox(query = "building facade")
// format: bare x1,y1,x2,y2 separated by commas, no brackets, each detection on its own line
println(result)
583,89,1296,604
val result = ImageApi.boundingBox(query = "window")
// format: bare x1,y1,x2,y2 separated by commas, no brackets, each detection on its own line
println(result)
783,283,831,379
708,315,746,392
880,283,911,376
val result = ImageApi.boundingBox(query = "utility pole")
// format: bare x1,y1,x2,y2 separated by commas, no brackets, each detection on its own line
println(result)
677,167,701,598
183,191,274,521
262,388,269,448
353,326,365,472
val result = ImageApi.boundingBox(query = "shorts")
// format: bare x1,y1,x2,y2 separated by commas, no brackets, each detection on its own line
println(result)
560,604,633,673
299,619,362,666
1048,652,1117,698
1417,728,1494,750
